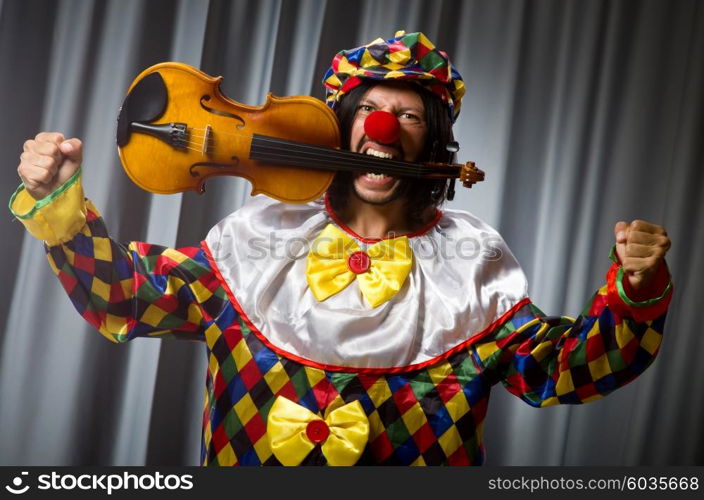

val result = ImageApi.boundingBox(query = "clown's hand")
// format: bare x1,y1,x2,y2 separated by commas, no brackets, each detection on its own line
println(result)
18,132,82,200
614,220,671,290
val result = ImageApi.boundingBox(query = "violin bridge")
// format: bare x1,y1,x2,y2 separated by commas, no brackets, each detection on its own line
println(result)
202,124,212,156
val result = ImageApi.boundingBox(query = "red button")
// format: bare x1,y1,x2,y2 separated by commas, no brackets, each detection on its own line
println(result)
347,251,371,274
306,419,330,443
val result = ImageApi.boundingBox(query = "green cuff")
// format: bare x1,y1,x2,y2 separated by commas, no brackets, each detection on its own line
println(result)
615,266,672,307
8,168,87,245
9,168,83,218
609,244,618,263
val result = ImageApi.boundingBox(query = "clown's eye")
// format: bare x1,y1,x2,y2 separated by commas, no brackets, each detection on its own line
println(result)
357,104,375,113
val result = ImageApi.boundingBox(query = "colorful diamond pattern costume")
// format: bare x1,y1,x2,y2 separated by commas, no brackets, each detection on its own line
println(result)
9,171,672,465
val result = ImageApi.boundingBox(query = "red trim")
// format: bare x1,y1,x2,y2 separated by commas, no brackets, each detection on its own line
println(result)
201,239,531,374
606,263,624,318
323,194,443,244
605,261,672,323
622,260,671,303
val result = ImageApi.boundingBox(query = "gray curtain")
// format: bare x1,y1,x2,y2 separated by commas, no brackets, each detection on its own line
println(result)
0,0,701,466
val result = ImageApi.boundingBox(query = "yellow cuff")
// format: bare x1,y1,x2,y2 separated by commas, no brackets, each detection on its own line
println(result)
9,169,87,246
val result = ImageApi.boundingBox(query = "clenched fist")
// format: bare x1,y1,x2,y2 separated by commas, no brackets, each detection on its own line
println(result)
18,132,83,200
614,220,671,290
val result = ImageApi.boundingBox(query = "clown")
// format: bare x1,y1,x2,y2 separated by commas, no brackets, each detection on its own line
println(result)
11,31,672,465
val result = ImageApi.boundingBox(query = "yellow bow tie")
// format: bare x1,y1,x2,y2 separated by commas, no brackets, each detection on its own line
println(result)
306,224,413,307
267,396,370,466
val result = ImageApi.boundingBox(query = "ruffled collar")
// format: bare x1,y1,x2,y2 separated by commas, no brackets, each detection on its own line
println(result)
203,195,528,372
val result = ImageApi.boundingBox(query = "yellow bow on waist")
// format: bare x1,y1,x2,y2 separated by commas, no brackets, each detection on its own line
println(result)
267,396,369,466
306,224,413,307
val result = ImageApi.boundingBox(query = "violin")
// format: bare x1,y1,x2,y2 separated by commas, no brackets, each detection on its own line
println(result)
116,62,484,203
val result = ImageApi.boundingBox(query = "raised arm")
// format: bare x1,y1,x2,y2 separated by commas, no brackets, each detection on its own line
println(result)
11,132,228,343
474,223,672,407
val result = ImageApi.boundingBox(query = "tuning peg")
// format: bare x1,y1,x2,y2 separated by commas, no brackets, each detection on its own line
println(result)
460,161,485,188
445,141,460,154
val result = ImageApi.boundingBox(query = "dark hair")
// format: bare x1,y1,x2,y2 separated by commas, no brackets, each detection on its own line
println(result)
326,80,455,227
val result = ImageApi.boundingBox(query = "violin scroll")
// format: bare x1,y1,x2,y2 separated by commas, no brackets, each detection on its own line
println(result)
459,161,485,188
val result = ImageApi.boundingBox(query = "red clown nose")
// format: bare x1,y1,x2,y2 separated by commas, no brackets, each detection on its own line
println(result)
364,110,400,144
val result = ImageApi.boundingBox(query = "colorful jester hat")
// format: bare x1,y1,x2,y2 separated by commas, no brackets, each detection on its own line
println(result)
323,30,466,122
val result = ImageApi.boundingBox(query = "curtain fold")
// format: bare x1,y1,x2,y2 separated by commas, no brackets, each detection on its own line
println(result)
1,0,701,465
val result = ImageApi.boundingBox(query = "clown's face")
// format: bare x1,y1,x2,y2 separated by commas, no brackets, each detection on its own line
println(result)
348,83,428,205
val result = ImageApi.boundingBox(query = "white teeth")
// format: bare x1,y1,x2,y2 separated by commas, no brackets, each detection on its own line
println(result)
363,148,393,179
366,172,388,179
365,149,393,159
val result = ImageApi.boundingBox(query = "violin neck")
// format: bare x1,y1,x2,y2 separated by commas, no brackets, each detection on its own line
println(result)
248,134,459,179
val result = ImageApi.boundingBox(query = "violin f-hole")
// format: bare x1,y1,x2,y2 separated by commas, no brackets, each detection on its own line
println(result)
200,95,246,129
189,157,240,178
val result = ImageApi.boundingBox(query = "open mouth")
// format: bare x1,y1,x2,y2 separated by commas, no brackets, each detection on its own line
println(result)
355,145,400,189
362,147,395,181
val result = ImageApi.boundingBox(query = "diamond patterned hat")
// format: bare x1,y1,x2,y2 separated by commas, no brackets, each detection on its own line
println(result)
322,30,466,122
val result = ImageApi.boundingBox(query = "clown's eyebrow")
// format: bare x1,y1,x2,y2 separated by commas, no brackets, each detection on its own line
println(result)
358,97,425,116
358,97,380,108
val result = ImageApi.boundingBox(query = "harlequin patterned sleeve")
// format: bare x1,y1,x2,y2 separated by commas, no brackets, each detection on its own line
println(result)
475,260,673,407
9,170,226,343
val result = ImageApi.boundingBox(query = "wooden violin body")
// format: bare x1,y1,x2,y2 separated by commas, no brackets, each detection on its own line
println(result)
117,62,341,202
116,62,484,203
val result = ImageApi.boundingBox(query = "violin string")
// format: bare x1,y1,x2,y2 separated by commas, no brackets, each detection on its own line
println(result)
179,138,457,177
182,144,213,154
251,147,424,175
251,135,434,175
250,147,458,178
187,127,452,172
152,127,459,178
178,132,429,175
253,139,460,177
187,127,436,173
250,151,421,177
173,140,457,178
250,142,432,177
